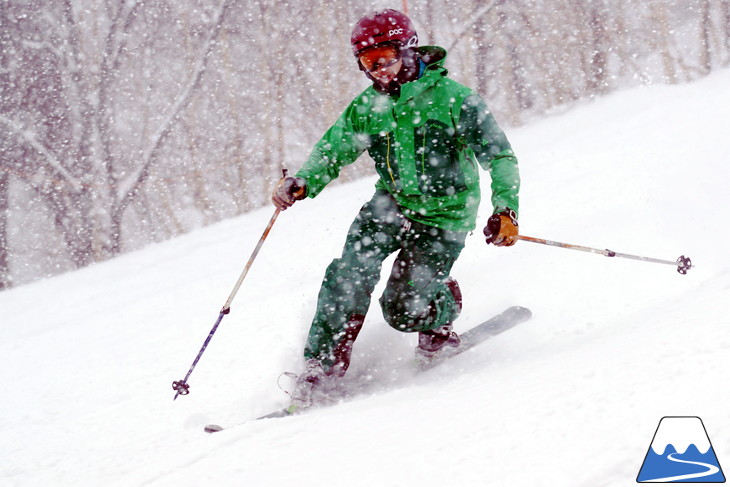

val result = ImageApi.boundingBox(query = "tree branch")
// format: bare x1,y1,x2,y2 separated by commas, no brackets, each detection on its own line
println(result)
0,115,83,192
116,0,232,213
98,0,141,195
447,0,501,52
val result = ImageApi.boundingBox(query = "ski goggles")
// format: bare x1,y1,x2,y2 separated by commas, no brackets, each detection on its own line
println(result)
358,44,401,72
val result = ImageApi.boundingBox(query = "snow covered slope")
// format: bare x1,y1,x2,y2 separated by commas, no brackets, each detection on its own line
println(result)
2,69,729,487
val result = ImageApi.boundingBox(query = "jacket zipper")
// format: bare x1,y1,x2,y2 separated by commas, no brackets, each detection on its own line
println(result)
385,132,397,188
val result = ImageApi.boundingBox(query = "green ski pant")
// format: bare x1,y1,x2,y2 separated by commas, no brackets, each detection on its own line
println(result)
304,190,467,371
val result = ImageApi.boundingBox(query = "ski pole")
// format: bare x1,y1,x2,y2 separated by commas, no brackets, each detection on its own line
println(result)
516,235,692,275
172,171,286,400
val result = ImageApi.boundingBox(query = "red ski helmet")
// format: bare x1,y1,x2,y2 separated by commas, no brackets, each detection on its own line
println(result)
351,9,418,57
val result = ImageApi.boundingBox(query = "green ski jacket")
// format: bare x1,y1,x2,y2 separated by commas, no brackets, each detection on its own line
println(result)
296,46,520,232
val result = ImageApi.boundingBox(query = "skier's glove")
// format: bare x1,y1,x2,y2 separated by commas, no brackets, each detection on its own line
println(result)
483,209,519,247
272,176,307,211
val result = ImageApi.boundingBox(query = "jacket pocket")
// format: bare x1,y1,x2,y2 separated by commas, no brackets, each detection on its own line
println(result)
414,120,467,197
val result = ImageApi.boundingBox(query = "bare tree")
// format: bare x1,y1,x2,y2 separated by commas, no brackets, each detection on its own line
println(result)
422,0,437,45
1,0,231,270
470,0,493,99
584,0,611,95
0,1,11,289
699,0,713,73
0,171,8,290
723,0,730,63
490,0,531,124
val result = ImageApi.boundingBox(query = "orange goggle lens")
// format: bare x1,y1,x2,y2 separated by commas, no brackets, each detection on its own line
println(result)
359,45,400,72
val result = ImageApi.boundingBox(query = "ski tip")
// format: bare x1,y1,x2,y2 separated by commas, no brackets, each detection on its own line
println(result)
203,424,224,434
508,305,532,319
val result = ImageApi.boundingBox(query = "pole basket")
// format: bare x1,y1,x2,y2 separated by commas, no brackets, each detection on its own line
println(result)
676,255,692,275
172,380,190,396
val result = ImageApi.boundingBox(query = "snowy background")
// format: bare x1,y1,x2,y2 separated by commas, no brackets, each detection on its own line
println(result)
1,66,729,486
3,0,729,288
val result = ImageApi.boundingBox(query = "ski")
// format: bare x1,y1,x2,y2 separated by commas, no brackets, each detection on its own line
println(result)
203,405,302,433
203,306,531,433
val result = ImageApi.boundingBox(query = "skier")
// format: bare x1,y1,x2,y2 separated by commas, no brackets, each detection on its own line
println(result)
272,9,521,409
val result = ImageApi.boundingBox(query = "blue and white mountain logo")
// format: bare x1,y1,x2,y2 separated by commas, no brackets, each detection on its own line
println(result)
637,416,725,483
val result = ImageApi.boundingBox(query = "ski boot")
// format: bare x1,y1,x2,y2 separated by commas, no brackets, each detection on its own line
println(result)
284,359,326,414
284,314,365,414
415,277,463,364
415,322,461,363
285,359,337,414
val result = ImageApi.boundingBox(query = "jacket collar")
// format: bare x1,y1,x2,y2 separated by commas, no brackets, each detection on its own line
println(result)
397,46,447,102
